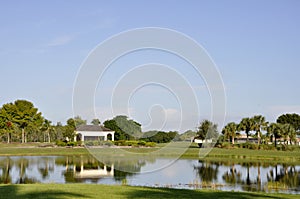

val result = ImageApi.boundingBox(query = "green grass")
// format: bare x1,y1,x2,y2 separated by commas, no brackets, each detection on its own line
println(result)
0,146,88,156
0,184,298,199
0,142,300,164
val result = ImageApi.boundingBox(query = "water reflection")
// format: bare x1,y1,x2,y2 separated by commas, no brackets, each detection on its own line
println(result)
197,160,300,193
194,161,219,183
0,156,299,193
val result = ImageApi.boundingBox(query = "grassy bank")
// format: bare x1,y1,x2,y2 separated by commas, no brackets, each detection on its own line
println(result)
0,184,298,199
0,142,300,163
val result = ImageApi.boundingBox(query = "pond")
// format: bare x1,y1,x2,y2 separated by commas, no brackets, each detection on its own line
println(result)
0,155,299,194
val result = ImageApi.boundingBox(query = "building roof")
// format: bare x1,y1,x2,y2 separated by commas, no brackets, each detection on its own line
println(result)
76,125,112,132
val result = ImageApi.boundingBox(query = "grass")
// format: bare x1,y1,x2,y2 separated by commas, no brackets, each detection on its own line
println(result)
0,184,298,199
0,142,300,164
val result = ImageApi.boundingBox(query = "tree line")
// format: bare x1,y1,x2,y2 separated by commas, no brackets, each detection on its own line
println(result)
0,99,299,146
221,114,300,147
0,99,176,144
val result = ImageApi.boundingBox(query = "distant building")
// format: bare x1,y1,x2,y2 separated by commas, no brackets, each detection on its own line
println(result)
235,134,258,143
74,125,115,142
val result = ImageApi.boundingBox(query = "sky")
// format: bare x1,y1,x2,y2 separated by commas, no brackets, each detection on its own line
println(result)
1,0,300,132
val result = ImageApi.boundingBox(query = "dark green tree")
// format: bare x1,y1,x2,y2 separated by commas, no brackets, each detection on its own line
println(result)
277,113,300,133
104,115,142,140
267,123,283,147
0,103,17,143
252,115,268,145
7,100,43,143
91,118,101,125
195,120,219,141
103,119,130,140
73,116,87,127
281,123,296,145
141,131,178,143
222,122,237,144
238,117,255,142
41,119,55,143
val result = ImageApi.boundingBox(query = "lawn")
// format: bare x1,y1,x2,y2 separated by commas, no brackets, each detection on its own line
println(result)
0,184,298,199
0,142,300,164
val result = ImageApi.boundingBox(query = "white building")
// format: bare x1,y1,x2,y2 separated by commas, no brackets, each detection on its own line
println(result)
74,125,115,142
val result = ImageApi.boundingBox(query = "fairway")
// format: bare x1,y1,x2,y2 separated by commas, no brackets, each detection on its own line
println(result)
0,184,298,199
0,143,300,164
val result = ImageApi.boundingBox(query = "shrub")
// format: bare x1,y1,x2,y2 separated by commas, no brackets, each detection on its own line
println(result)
84,141,94,146
138,140,146,146
112,140,156,147
67,141,77,147
221,142,231,149
145,142,156,147
56,140,67,147
126,141,139,147
104,141,113,146
114,140,126,146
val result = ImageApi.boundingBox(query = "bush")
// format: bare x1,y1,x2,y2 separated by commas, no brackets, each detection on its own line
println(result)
114,140,126,146
103,141,113,146
138,140,146,146
259,144,275,150
67,141,78,147
221,142,231,149
145,142,156,147
112,140,156,147
56,140,67,147
84,141,94,146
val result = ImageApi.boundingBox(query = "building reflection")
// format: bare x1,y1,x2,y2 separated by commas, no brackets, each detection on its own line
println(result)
69,161,114,179
56,155,142,183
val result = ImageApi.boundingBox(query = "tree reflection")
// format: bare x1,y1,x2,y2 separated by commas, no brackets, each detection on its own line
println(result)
267,164,300,191
15,158,38,184
194,160,219,183
222,163,242,184
0,157,12,184
38,158,54,179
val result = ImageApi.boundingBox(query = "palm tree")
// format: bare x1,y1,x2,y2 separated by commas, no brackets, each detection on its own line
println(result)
222,122,237,144
281,124,296,145
252,115,268,145
267,123,283,147
238,117,254,142
41,119,55,143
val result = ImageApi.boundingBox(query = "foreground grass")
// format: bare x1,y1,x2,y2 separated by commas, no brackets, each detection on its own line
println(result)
0,184,298,199
0,142,300,164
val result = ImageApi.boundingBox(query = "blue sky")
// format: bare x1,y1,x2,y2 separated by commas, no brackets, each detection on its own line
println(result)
1,0,300,132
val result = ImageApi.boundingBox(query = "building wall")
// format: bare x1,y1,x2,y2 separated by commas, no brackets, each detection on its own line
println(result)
75,130,114,141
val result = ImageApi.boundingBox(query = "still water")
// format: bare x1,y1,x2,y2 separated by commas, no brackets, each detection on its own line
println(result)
0,155,299,194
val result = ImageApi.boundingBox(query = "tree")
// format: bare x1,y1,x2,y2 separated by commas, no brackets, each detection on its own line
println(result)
41,119,55,143
195,120,219,141
73,116,87,127
238,117,254,142
0,103,17,143
277,113,300,133
281,123,296,145
91,118,101,126
141,131,178,143
103,119,129,140
103,115,142,140
64,117,83,141
222,122,237,144
252,115,268,145
6,100,43,143
267,123,283,147
113,115,142,139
